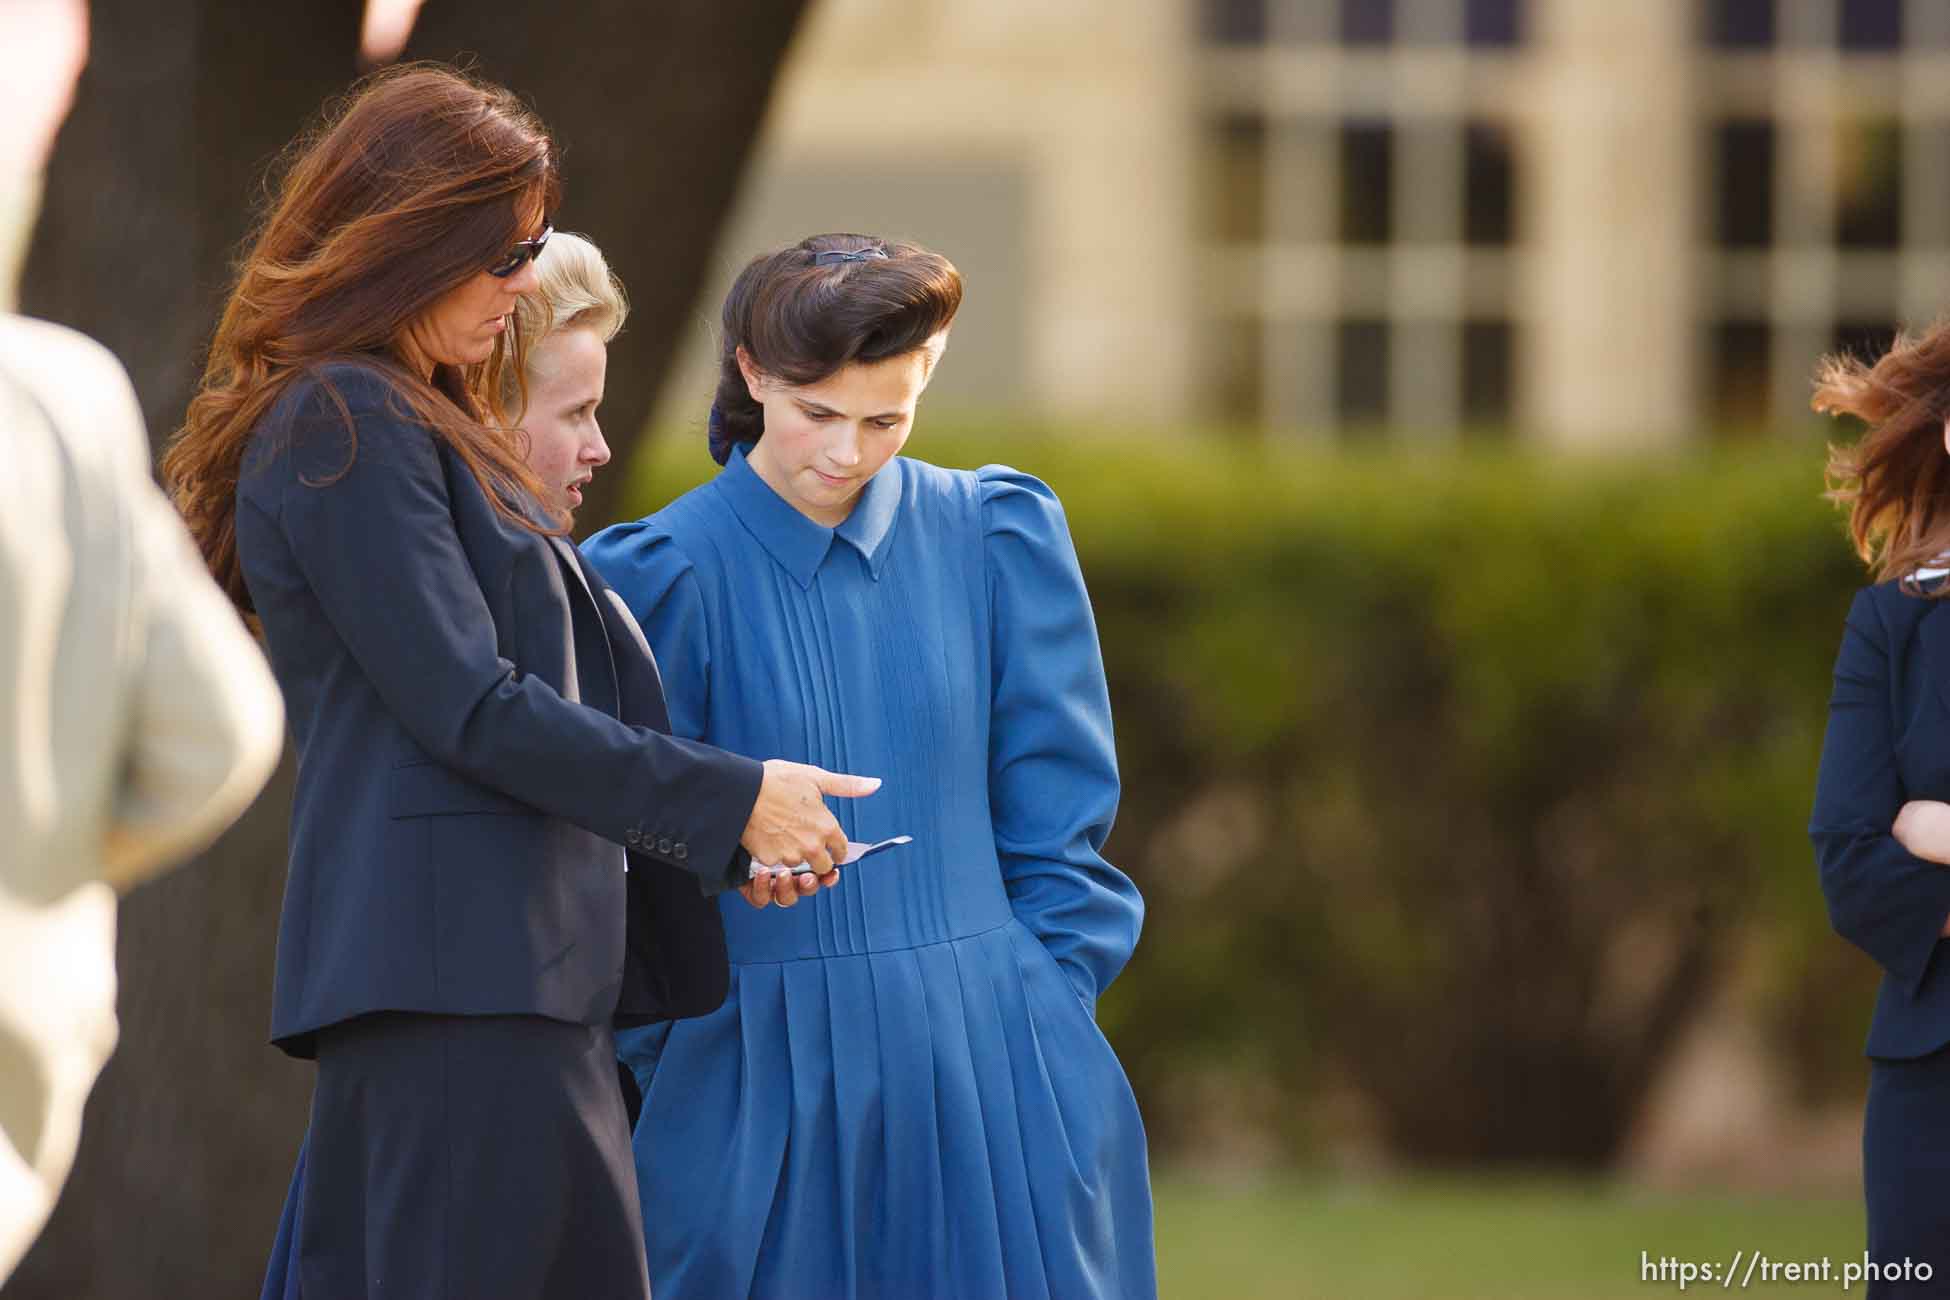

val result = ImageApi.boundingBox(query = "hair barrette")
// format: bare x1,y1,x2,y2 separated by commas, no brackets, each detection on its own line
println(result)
811,247,889,266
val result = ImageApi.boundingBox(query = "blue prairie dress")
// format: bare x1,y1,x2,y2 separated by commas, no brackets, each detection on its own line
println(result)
581,445,1155,1300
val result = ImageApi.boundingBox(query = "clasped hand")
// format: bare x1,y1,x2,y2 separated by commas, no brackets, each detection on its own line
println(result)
1894,800,1950,864
736,759,881,909
1892,800,1950,937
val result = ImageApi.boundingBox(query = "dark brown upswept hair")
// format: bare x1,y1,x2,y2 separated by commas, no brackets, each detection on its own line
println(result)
1816,321,1950,587
709,234,963,464
163,62,563,614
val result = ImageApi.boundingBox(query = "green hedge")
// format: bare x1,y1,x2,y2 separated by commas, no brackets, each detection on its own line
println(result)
621,424,1871,1169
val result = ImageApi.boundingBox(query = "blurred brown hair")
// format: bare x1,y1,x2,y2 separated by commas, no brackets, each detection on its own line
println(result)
162,62,563,614
1816,322,1950,587
711,234,962,463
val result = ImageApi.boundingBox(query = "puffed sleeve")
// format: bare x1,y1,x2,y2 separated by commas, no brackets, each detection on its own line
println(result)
1810,587,1950,994
582,522,713,743
981,466,1143,1013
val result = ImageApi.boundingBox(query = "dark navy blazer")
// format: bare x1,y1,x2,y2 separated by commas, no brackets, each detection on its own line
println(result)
1812,578,1950,1060
237,362,762,1058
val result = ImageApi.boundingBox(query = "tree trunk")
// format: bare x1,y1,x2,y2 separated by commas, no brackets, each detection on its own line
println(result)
5,2,807,1293
402,0,813,533
19,0,367,452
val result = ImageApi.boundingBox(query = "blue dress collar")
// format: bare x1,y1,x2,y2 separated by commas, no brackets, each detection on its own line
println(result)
716,443,902,588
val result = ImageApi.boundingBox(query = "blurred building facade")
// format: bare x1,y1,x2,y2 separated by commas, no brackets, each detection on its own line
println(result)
652,0,1196,436
659,0,1937,446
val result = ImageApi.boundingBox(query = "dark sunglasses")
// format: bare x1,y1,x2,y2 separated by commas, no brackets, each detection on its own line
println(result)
488,221,551,278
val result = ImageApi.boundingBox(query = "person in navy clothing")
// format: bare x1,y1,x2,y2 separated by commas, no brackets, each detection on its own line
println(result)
1813,327,1950,1296
585,234,1156,1300
163,68,868,1299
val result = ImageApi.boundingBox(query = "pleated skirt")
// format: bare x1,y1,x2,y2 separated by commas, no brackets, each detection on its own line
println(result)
621,918,1156,1300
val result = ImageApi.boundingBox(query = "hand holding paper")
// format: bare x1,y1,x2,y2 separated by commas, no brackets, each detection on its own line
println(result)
739,759,882,878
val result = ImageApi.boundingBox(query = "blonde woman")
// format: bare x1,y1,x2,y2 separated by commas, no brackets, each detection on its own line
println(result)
501,230,622,516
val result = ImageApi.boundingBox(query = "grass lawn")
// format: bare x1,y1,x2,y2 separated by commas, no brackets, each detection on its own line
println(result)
1154,1172,1870,1299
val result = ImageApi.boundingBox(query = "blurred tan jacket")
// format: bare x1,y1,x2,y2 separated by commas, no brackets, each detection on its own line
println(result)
0,314,284,1281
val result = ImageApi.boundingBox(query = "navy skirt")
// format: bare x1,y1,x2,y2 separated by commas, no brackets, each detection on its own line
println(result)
264,1012,648,1300
1865,1044,1950,1297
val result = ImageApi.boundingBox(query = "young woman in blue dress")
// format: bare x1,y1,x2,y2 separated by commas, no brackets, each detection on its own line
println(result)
1813,328,1950,1294
583,234,1157,1300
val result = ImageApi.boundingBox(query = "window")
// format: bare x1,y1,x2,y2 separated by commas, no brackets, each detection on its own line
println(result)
1205,114,1268,244
1710,320,1771,430
1193,0,1527,435
1705,0,1774,49
1840,0,1902,52
1713,120,1774,248
1464,0,1523,47
1201,0,1268,46
1464,122,1515,245
1341,0,1395,46
1836,118,1903,250
1462,320,1514,423
1340,121,1394,244
1830,320,1900,370
1337,319,1391,422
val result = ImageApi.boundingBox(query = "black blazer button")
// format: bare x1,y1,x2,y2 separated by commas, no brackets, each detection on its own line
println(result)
674,843,688,861
657,837,672,855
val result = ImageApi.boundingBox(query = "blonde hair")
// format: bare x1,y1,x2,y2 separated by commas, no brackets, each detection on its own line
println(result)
505,230,628,412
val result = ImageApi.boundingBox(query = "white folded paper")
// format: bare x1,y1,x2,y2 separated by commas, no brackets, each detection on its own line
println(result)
750,835,914,878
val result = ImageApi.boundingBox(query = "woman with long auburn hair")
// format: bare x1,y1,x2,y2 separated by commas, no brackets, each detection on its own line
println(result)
165,64,875,1298
1813,323,1950,1291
